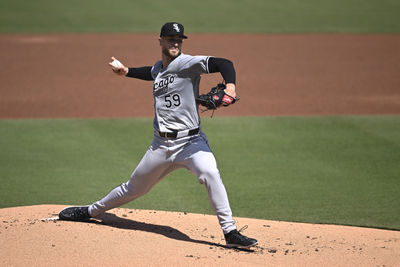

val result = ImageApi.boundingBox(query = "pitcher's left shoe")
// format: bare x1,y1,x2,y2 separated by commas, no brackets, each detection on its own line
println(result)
224,229,258,248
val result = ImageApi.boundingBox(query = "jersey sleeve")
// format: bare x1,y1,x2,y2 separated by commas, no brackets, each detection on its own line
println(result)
180,55,210,75
151,61,163,80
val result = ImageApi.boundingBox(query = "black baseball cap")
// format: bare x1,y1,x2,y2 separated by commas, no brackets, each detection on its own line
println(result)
160,22,188,39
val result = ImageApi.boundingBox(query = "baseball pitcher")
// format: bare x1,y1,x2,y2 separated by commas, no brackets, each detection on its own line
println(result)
59,22,257,249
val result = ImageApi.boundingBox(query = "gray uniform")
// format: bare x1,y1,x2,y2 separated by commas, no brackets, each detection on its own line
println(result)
89,53,236,234
152,53,206,132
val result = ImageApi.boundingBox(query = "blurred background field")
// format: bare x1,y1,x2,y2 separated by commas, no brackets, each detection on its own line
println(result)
0,0,399,33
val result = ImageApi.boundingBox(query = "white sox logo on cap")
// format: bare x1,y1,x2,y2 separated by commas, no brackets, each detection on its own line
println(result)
173,23,180,32
160,22,188,39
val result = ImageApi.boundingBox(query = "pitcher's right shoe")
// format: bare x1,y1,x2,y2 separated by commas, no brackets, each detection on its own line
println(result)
224,229,258,249
59,206,91,221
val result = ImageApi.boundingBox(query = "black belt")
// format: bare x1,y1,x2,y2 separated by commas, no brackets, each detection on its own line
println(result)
158,128,200,139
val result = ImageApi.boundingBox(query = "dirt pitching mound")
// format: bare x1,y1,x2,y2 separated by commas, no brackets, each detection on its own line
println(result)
0,205,399,266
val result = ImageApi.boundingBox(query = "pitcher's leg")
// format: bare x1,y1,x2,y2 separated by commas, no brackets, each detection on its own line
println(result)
89,146,175,217
183,147,236,234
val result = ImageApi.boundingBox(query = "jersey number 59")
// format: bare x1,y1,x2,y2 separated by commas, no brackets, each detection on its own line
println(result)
165,94,181,108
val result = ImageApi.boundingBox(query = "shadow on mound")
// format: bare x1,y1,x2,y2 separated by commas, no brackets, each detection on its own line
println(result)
85,212,253,252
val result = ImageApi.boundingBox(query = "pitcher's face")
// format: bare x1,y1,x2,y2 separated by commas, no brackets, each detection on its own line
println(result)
160,36,183,59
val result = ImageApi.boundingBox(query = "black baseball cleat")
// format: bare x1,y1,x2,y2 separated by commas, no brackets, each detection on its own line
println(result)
224,229,258,248
59,206,91,221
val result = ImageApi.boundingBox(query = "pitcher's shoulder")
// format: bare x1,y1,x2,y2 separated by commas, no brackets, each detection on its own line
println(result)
151,60,163,77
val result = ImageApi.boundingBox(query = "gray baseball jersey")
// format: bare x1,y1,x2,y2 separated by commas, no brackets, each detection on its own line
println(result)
151,53,210,132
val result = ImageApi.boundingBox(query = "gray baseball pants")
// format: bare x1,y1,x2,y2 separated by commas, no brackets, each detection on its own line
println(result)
88,132,236,234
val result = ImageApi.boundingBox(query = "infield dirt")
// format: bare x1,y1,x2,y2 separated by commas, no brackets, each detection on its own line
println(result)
0,34,399,266
1,34,399,118
1,205,399,267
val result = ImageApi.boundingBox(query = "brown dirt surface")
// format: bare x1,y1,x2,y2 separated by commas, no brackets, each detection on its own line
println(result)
0,34,399,118
1,33,400,266
1,205,399,267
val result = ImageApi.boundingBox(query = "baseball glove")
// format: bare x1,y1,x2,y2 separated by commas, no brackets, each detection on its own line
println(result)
196,83,237,110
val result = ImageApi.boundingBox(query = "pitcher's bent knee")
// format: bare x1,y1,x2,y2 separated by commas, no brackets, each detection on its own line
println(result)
197,169,221,185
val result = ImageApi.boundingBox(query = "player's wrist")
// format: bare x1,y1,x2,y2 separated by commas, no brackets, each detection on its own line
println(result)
224,83,236,98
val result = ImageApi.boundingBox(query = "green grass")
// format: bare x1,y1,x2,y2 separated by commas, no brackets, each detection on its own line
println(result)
0,116,399,230
0,0,399,33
